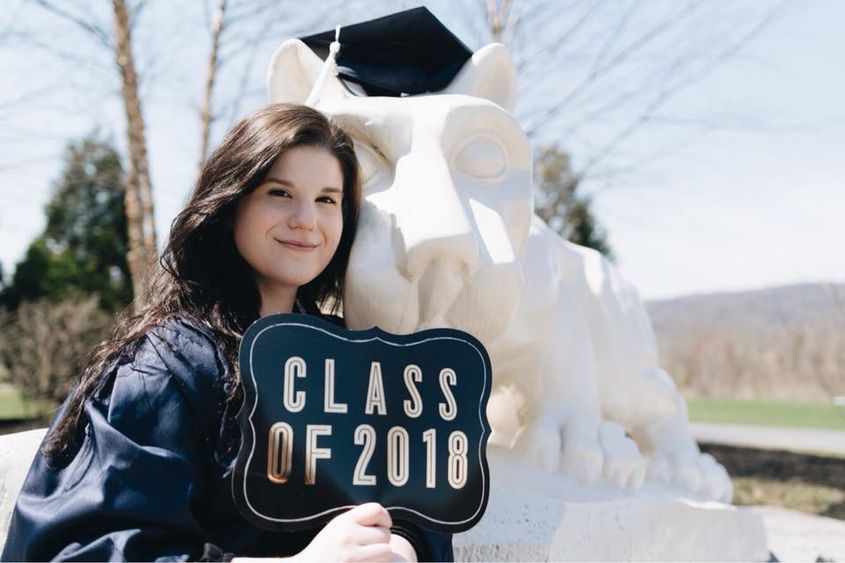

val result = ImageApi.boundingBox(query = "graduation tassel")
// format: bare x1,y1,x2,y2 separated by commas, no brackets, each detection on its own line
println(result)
305,25,341,107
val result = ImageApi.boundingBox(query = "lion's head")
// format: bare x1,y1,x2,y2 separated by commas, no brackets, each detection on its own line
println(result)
268,40,532,343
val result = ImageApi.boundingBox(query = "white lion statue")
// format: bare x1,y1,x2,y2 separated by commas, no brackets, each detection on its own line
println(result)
267,39,731,503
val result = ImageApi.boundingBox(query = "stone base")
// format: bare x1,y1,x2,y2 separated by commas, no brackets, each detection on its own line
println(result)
1,431,769,561
454,446,768,561
0,428,46,550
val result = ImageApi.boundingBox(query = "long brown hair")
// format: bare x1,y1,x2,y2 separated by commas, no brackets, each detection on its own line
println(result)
43,103,361,457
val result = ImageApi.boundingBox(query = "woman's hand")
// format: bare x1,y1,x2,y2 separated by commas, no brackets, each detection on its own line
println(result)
231,502,419,562
296,502,395,562
389,533,418,562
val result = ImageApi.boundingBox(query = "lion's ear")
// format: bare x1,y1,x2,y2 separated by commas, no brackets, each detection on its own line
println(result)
267,39,348,104
443,43,517,113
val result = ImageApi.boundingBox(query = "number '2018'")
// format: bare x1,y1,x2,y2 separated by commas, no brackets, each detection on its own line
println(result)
266,423,469,489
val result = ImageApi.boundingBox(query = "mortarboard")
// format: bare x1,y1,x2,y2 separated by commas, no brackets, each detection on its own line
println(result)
300,7,473,99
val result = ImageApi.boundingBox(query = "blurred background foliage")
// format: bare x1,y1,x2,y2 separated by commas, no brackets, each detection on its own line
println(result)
1,135,130,313
0,135,127,417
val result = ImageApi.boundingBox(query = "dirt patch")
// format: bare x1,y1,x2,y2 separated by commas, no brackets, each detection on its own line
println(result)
701,443,845,520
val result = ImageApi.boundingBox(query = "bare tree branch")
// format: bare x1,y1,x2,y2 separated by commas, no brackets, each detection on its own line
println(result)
576,1,787,179
584,0,639,79
524,0,704,137
7,28,114,74
199,0,228,165
224,0,278,27
28,0,113,49
485,0,512,43
512,1,603,72
129,0,151,31
222,14,278,127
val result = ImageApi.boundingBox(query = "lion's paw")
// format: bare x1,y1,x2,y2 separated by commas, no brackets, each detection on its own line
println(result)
598,421,646,490
515,415,562,473
516,417,649,489
697,453,733,503
648,451,732,502
645,455,672,485
559,419,603,484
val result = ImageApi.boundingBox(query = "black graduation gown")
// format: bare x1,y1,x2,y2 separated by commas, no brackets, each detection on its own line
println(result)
1,317,453,562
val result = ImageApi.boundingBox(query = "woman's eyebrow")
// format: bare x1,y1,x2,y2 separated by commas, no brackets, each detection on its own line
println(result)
264,177,342,194
263,176,293,186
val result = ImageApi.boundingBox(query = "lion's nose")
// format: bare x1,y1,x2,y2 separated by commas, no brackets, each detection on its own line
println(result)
394,155,479,281
403,225,479,282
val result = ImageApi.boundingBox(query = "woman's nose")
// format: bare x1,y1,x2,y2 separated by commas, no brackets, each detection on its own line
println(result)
288,201,317,230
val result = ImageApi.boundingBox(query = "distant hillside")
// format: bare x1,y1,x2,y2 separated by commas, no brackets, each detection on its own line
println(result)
646,283,845,401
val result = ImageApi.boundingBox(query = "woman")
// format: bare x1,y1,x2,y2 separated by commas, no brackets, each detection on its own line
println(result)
1,104,453,562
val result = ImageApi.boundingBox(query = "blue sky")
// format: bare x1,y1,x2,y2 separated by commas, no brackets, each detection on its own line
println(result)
589,0,845,298
0,0,842,301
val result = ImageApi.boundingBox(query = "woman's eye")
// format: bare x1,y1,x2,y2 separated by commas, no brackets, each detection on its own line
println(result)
317,196,337,205
268,188,290,198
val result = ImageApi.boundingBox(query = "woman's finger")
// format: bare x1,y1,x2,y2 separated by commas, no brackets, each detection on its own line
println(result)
347,502,392,528
353,524,391,546
348,542,393,562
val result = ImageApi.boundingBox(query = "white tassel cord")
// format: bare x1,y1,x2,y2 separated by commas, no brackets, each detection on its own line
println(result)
305,25,342,107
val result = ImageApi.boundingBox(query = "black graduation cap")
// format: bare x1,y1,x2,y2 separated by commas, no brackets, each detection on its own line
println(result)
300,7,473,97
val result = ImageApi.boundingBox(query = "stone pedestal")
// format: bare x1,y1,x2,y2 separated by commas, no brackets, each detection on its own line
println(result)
0,431,768,561
0,428,45,549
454,446,768,562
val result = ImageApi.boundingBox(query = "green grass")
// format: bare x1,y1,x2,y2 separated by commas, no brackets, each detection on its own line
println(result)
688,398,845,430
732,476,845,519
0,383,44,420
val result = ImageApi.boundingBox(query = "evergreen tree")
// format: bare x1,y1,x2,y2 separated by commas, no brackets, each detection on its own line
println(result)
533,144,613,260
0,262,9,315
0,135,132,312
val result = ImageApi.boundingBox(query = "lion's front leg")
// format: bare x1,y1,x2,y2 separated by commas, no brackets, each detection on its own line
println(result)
632,391,733,502
487,230,648,489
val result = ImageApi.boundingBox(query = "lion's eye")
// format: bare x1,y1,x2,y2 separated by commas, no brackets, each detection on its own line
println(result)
353,142,386,188
453,136,507,180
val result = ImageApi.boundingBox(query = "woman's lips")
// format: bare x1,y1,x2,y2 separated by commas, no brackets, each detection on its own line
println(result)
275,238,317,251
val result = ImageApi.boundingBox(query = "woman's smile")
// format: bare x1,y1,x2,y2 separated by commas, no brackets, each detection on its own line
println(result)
275,237,319,250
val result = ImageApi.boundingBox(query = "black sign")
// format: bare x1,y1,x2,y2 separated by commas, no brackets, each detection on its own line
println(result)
232,314,492,533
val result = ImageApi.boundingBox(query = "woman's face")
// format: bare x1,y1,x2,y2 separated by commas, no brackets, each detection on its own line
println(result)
233,145,344,302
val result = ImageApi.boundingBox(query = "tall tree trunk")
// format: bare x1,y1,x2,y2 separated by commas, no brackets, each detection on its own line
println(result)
112,0,157,307
199,0,228,165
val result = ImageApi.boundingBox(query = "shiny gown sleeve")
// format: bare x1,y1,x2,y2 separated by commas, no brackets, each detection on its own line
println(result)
1,319,228,562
